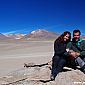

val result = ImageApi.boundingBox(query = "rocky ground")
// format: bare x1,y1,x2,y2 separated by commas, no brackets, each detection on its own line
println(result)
0,62,85,85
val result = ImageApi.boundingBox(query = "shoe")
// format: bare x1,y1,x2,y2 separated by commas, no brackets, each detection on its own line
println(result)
50,75,55,81
81,65,85,74
83,69,85,74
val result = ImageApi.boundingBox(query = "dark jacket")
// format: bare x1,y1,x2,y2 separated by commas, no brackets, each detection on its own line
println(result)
54,40,68,58
66,39,85,59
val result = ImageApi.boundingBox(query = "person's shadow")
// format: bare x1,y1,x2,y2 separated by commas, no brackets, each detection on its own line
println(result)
39,80,53,83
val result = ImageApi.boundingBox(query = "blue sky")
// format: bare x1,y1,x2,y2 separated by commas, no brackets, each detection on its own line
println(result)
0,0,85,35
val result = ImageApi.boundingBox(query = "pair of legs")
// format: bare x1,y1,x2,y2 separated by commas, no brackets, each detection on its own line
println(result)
75,57,85,67
75,57,85,73
51,55,66,80
68,57,85,73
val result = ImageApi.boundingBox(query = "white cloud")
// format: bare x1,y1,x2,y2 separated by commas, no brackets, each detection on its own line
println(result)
2,29,27,34
3,31,18,34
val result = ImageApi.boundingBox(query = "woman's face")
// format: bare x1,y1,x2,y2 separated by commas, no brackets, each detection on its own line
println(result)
63,33,70,41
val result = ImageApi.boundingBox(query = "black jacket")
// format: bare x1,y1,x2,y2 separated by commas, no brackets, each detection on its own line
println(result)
54,40,67,57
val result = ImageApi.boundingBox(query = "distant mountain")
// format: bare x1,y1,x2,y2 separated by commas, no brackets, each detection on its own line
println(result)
0,33,11,40
0,29,60,40
5,33,26,39
81,35,85,39
22,29,60,40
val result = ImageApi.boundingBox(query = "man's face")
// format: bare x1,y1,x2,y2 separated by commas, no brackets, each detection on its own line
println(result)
73,32,80,41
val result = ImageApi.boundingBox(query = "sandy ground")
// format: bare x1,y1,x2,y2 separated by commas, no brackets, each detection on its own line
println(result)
0,40,54,77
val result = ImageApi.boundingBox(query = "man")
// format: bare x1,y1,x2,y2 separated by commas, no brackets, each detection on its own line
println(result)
66,29,85,73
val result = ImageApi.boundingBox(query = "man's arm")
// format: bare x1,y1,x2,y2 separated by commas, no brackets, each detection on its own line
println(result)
64,42,78,58
70,40,85,58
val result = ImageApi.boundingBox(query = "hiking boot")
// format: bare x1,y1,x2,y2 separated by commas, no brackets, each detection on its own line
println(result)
83,69,85,74
81,65,85,74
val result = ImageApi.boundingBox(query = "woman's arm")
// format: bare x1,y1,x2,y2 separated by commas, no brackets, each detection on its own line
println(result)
54,41,65,55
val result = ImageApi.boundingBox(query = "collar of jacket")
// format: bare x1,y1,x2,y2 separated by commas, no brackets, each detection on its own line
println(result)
76,38,83,47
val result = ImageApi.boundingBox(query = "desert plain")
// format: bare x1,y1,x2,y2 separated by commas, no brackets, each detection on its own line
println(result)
0,39,53,77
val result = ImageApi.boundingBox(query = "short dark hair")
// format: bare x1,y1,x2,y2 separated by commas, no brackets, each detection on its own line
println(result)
73,29,81,36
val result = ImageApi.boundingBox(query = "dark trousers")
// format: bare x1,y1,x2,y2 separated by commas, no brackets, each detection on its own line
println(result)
51,55,66,78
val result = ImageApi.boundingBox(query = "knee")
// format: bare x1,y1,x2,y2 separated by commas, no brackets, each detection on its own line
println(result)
52,56,60,66
52,55,60,60
83,57,85,62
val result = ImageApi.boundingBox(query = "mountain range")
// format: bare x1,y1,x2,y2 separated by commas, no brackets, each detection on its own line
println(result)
0,29,85,40
0,33,11,40
21,29,59,40
5,33,26,39
0,29,59,40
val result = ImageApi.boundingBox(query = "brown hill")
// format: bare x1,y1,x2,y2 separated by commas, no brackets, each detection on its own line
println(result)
0,33,11,40
22,29,60,40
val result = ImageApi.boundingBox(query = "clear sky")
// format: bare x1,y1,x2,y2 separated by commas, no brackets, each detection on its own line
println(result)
0,0,85,35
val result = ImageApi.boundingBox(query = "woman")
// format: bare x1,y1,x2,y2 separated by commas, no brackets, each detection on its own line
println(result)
51,31,71,80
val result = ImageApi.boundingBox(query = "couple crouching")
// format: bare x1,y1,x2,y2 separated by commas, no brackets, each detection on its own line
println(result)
51,29,85,80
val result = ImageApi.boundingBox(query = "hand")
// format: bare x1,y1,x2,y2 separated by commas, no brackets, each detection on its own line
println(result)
75,52,80,56
69,52,78,58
